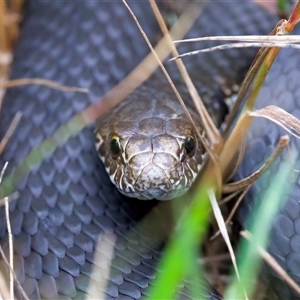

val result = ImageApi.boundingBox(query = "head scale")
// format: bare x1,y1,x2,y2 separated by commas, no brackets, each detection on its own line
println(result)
95,85,206,200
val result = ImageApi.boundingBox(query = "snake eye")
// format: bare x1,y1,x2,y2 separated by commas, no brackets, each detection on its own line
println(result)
184,136,196,156
110,136,121,159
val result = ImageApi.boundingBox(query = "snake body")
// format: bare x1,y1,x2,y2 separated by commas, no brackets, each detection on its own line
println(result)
236,26,300,298
1,1,298,299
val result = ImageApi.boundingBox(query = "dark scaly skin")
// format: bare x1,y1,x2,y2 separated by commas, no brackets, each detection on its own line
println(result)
0,1,281,299
236,25,300,300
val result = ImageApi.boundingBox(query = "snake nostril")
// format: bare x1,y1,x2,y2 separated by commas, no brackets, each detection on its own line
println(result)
110,136,121,159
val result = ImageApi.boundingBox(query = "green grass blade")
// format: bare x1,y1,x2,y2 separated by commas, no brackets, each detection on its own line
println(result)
225,153,296,299
146,185,212,299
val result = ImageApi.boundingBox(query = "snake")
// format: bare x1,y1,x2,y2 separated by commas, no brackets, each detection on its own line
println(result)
94,73,226,201
0,0,299,299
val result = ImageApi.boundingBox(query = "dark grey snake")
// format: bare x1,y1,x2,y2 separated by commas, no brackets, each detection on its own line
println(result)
95,73,224,201
0,1,299,299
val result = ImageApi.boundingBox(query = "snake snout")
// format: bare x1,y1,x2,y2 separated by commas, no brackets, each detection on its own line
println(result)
133,161,177,200
119,158,191,200
118,139,203,200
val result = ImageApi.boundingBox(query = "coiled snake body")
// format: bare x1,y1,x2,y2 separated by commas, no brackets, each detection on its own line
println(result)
0,1,299,299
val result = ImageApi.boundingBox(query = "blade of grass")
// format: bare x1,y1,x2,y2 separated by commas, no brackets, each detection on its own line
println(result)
208,188,248,299
223,135,289,193
210,184,252,241
278,0,288,13
223,17,286,137
0,247,29,300
89,234,116,298
170,41,300,60
241,230,300,294
225,152,296,299
122,0,218,170
0,162,13,299
146,186,212,299
0,112,21,154
0,1,7,53
249,106,300,139
145,19,294,296
2,78,88,93
149,0,222,148
173,35,300,44
219,11,298,178
0,271,10,300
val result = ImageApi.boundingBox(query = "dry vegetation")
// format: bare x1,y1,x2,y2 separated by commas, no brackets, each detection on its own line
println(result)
1,0,300,299
0,1,23,106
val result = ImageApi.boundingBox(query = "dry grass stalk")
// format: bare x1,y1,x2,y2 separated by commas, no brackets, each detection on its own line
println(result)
84,0,216,125
0,247,29,300
121,0,220,179
149,0,222,147
1,0,298,298
2,78,89,93
223,135,290,193
0,2,25,292
211,185,252,241
88,234,116,298
174,35,300,44
0,0,23,108
0,271,9,300
0,163,12,298
241,230,300,295
0,112,21,154
0,116,23,299
208,189,248,299
219,190,241,206
125,2,234,295
0,2,8,53
199,253,231,265
148,0,223,192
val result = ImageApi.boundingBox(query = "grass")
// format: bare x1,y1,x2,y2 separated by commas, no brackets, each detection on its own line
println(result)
1,0,300,299
145,0,300,299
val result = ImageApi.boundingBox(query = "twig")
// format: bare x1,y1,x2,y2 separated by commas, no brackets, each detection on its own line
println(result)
223,19,286,138
2,78,88,93
224,136,246,182
0,112,21,154
198,253,231,264
0,271,10,300
89,234,116,297
122,0,220,179
0,162,8,183
219,190,240,206
241,230,300,295
223,135,290,193
170,42,300,61
211,185,251,241
149,0,222,148
208,188,248,300
0,162,13,298
173,35,300,44
4,199,12,299
0,247,29,300
0,1,7,53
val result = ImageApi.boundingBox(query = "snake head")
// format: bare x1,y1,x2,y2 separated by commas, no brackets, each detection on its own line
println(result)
95,85,206,200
